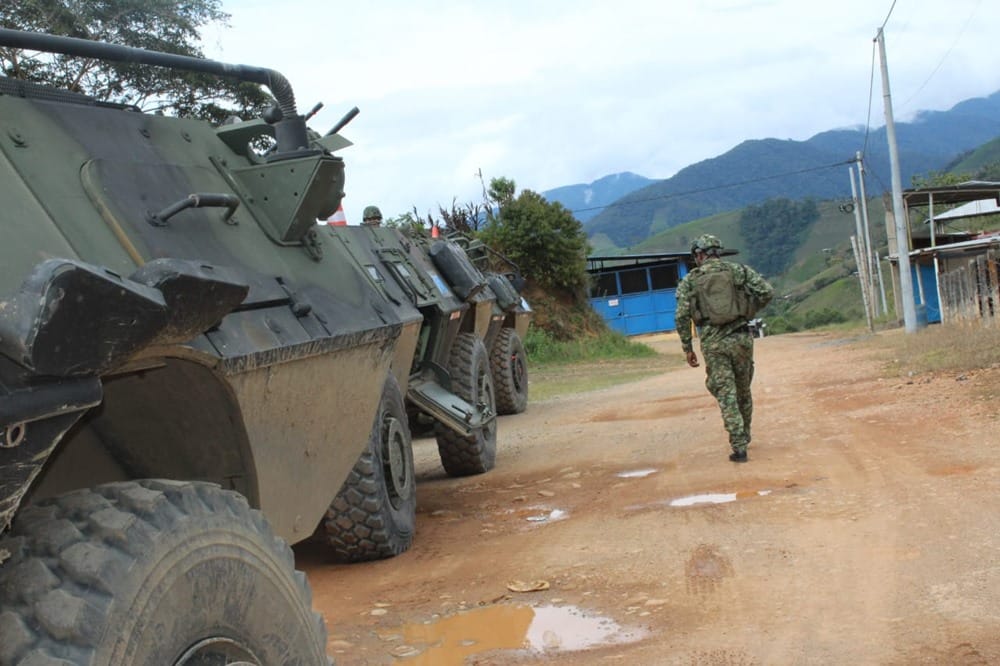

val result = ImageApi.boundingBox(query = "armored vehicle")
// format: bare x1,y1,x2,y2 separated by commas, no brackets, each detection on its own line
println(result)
0,28,528,663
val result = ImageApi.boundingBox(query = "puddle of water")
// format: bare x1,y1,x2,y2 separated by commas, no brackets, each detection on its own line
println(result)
395,604,645,664
626,488,773,511
617,468,658,478
506,506,569,525
526,508,568,523
670,489,771,507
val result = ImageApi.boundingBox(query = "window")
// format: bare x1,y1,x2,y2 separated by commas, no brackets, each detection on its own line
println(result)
619,268,649,294
591,272,619,297
649,264,679,290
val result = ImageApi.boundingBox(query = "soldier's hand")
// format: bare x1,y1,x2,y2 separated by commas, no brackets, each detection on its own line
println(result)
686,351,699,368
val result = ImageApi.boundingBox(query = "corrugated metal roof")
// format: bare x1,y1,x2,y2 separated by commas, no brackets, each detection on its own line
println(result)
903,181,1000,207
923,198,1000,222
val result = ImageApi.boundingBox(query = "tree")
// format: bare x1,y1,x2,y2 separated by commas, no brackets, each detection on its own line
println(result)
479,185,591,294
910,169,973,189
740,197,819,276
487,177,516,213
0,1,272,122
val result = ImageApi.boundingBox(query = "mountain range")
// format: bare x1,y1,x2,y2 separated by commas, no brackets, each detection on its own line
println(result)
542,91,1000,250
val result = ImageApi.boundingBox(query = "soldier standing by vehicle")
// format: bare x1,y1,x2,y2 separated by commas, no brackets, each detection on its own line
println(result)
675,235,773,463
362,205,383,226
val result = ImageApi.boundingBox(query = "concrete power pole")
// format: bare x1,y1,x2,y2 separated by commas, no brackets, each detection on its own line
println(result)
876,27,918,333
848,166,874,329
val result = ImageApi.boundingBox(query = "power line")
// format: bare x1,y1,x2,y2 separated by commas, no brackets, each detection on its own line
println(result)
861,39,878,160
568,160,853,216
897,0,983,112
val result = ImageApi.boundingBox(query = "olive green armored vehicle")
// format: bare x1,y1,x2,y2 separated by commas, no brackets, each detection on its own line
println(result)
0,28,528,664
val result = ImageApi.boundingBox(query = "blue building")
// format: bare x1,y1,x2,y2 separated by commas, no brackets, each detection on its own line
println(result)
587,252,693,335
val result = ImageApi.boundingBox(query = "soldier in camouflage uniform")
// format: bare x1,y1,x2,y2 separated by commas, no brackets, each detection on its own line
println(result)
675,234,774,462
362,205,383,226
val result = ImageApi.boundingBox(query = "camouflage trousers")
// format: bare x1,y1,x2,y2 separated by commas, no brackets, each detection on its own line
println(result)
702,331,755,452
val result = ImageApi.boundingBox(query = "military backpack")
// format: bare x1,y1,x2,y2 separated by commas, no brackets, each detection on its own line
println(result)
691,265,753,326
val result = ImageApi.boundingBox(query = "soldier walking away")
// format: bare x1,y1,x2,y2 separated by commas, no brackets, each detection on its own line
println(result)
675,235,774,462
362,205,383,226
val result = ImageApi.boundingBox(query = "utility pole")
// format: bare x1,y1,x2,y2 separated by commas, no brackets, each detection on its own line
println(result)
855,153,879,313
876,27,918,333
851,236,874,332
848,166,874,327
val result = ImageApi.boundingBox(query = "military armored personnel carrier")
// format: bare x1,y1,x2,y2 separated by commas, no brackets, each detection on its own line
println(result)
0,28,528,663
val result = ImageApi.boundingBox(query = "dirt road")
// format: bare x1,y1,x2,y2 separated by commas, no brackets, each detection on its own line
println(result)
298,331,1000,665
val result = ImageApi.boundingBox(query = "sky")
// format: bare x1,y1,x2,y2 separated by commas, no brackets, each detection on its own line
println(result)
201,0,1000,223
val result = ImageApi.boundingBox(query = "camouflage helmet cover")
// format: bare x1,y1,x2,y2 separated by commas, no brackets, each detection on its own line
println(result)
362,205,383,222
691,233,723,254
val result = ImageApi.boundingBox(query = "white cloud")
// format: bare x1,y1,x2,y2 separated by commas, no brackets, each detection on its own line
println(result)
202,0,1000,220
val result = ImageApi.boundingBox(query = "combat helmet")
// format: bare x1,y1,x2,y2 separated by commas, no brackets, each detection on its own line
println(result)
362,205,383,225
691,234,723,255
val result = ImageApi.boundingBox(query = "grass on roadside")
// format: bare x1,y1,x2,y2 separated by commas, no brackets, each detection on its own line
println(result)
870,322,1000,377
525,328,684,401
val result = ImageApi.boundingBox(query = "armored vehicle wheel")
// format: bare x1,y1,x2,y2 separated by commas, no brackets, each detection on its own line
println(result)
0,480,329,665
435,332,498,476
321,373,416,562
491,328,529,415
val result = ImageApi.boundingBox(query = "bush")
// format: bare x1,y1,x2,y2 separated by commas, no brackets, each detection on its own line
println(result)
764,316,799,335
803,308,847,329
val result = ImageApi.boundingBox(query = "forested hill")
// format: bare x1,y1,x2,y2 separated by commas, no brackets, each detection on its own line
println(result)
584,91,1000,248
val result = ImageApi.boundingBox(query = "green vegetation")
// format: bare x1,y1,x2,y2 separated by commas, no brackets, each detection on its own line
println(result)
740,198,820,276
524,328,657,366
479,187,590,293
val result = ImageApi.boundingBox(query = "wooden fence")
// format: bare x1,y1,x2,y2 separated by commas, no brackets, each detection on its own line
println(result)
939,248,1000,325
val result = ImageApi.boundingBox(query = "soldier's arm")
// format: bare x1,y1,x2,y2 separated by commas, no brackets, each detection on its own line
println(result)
675,278,695,354
743,265,774,309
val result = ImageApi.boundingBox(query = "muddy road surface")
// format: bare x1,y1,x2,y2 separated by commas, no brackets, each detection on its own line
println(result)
297,331,1000,665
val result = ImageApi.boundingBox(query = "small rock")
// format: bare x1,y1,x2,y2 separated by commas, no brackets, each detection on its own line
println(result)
538,490,555,498
370,608,388,616
507,579,550,592
327,640,353,650
390,645,422,658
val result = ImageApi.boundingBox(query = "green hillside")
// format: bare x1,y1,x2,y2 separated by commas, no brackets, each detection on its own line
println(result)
947,137,1000,175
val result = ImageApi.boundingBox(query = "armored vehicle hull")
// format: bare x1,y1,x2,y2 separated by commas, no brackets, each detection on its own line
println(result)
0,27,528,663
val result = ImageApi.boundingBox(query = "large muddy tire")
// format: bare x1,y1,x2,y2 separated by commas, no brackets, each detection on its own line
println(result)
321,373,415,563
435,332,498,476
0,480,329,665
491,328,529,415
